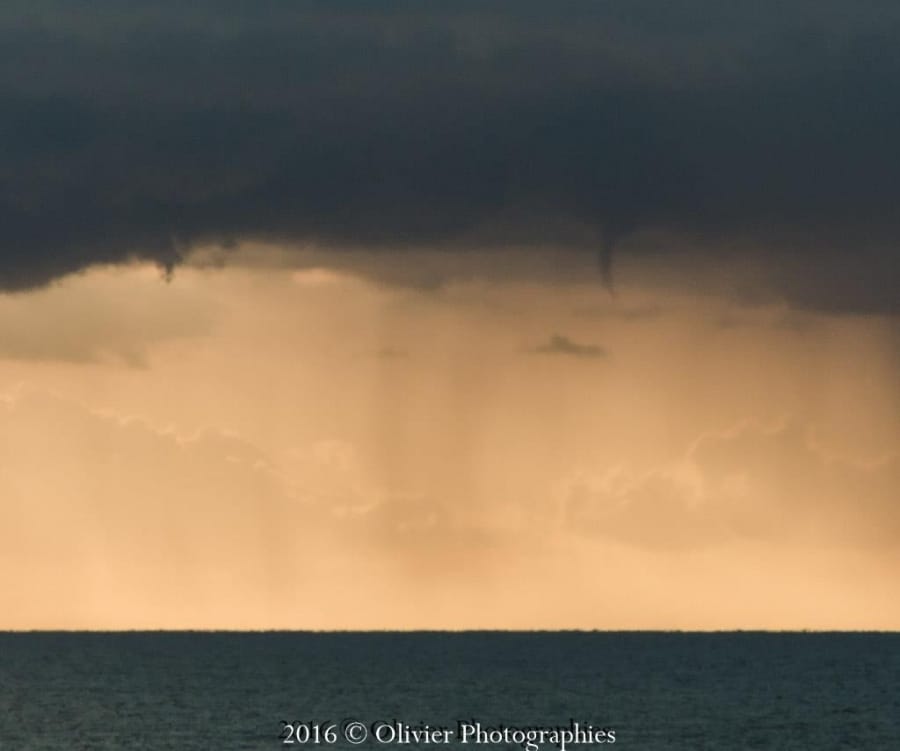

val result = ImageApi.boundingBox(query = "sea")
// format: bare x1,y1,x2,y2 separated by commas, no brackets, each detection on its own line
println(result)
0,632,897,750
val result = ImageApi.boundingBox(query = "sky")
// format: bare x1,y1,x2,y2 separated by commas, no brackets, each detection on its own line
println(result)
1,1,898,629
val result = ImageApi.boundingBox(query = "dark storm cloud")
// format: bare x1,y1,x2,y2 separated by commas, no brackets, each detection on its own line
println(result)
1,1,899,311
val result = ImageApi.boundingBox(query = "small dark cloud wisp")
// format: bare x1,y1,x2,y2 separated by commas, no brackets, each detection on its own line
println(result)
530,334,608,359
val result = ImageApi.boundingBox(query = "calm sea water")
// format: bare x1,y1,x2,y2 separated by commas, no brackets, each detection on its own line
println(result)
0,632,897,750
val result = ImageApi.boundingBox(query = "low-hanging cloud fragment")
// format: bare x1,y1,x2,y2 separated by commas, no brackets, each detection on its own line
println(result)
530,334,608,359
0,1,899,312
0,266,216,365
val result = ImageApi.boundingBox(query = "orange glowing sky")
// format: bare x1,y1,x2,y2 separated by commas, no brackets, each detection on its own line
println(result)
1,247,897,630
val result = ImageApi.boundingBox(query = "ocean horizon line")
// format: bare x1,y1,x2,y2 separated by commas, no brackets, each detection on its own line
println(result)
3,628,899,635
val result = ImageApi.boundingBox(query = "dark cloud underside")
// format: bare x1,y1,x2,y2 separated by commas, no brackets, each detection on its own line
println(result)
1,1,899,311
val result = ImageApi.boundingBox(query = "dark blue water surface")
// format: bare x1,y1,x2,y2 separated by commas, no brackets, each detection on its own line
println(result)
0,632,897,750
